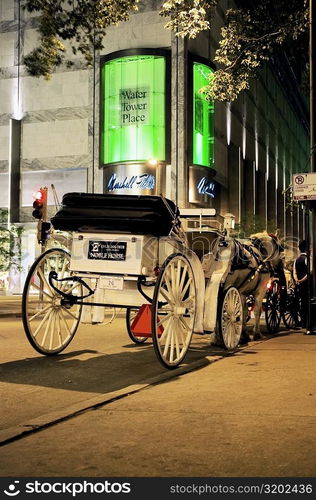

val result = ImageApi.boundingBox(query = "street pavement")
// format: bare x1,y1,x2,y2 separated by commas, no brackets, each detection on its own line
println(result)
0,295,22,318
0,296,316,478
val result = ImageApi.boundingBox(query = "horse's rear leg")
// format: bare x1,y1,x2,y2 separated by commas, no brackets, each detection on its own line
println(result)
252,287,266,340
240,294,250,343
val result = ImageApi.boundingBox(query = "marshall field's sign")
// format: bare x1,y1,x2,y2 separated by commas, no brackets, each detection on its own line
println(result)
107,172,155,191
103,163,165,196
120,87,149,126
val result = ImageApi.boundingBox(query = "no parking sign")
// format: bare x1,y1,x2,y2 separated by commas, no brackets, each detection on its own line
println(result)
292,172,316,200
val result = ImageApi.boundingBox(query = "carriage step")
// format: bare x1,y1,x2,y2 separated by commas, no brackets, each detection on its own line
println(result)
131,304,163,338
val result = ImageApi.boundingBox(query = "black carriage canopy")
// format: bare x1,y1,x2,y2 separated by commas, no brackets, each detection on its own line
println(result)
51,192,180,236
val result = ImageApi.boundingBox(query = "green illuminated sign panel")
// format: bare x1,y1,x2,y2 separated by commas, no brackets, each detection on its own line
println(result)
193,62,215,167
101,55,166,164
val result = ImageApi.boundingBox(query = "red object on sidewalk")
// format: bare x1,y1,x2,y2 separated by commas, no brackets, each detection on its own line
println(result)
131,304,164,337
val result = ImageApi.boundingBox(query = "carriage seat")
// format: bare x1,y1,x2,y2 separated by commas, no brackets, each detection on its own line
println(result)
51,192,179,237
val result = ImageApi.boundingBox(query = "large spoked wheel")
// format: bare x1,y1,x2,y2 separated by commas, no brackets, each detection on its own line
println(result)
126,307,148,344
152,253,196,369
264,281,281,334
282,287,301,329
218,287,243,350
22,248,82,355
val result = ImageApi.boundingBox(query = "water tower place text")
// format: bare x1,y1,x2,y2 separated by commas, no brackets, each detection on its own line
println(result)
120,88,149,125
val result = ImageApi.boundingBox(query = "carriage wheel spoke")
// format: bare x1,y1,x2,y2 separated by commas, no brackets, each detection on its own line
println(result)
41,308,54,347
56,312,63,346
176,260,182,287
173,327,181,361
162,321,173,357
170,263,176,293
37,267,54,297
179,277,192,301
159,317,172,342
59,257,68,282
179,263,188,291
157,312,172,328
30,281,53,299
61,306,79,320
164,274,176,303
59,309,72,336
179,314,191,332
177,319,188,346
49,311,56,351
63,280,80,295
168,330,175,363
29,304,53,322
33,307,54,338
159,287,173,303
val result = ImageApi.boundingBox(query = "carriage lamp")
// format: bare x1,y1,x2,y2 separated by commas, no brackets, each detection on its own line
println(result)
223,213,235,230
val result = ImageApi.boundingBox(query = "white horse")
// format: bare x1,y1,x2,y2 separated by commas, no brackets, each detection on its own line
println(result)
209,231,285,344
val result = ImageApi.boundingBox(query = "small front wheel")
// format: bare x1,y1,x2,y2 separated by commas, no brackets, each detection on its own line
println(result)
218,287,243,350
282,287,301,329
126,307,148,344
264,281,281,333
22,248,82,355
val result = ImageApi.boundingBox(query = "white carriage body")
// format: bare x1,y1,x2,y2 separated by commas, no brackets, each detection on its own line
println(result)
64,207,233,334
70,232,159,276
68,232,207,315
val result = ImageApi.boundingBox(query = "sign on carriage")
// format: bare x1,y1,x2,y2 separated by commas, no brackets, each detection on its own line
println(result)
88,240,127,261
99,276,124,290
292,173,316,201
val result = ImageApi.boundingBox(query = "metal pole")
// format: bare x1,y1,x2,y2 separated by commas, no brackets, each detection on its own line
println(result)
311,0,315,174
306,204,312,332
308,0,316,332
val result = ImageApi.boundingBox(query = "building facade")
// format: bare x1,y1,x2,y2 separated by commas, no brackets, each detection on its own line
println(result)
0,0,310,291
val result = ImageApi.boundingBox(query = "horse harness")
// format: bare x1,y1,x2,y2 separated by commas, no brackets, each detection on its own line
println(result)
231,239,275,293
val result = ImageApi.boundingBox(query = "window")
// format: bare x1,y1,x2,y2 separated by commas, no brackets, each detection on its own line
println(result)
193,62,215,167
101,53,167,165
0,173,8,208
21,168,87,206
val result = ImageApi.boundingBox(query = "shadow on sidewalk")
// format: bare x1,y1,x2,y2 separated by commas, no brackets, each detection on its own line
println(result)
0,341,260,396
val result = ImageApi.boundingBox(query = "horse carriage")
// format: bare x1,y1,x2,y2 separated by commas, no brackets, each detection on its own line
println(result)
263,270,302,333
22,192,288,369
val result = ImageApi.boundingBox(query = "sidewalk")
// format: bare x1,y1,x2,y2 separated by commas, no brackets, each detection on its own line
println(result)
0,295,22,318
0,322,316,477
